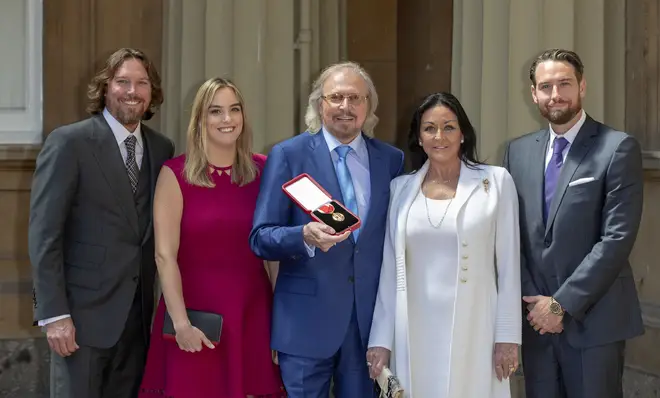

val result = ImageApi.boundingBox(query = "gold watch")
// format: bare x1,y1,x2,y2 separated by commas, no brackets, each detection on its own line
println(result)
549,297,564,316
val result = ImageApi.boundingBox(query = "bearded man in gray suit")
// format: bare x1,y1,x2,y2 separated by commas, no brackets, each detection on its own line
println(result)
29,48,175,398
503,49,644,398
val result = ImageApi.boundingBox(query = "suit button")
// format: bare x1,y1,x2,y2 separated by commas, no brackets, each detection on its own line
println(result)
355,249,359,254
348,276,355,283
132,276,139,283
544,239,551,248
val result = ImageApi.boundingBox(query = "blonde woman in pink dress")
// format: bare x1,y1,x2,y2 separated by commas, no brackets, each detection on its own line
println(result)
139,78,285,398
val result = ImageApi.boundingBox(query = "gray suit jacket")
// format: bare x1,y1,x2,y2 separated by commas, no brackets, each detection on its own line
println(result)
29,114,175,348
503,115,644,348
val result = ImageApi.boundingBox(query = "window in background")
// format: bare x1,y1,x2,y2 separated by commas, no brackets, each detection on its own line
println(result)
0,0,42,145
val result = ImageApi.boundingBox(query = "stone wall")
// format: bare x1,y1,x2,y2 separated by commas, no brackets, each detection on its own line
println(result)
0,338,49,398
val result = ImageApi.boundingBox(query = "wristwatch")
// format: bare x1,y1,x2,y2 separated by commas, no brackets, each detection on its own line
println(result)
549,297,565,316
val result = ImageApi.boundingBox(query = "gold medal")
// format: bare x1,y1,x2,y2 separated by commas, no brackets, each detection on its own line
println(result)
318,203,345,222
332,212,345,222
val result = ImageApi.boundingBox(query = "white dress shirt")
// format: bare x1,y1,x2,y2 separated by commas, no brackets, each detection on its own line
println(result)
39,109,144,327
304,127,372,257
544,109,586,169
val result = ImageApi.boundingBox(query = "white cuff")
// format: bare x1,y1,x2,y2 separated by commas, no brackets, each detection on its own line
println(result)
38,314,71,327
304,240,316,258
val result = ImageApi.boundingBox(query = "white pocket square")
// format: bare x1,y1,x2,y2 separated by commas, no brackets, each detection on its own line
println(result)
568,177,595,187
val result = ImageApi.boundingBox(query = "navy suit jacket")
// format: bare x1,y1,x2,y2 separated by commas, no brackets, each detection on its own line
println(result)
250,131,404,358
504,116,644,348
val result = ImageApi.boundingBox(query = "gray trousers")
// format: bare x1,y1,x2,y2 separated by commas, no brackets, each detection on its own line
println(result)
522,331,625,398
50,293,146,398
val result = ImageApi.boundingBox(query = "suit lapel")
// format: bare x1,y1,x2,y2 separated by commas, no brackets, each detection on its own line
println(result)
452,162,483,214
88,116,139,237
545,117,599,235
140,127,160,245
359,135,387,235
306,131,344,202
394,163,426,256
532,130,550,225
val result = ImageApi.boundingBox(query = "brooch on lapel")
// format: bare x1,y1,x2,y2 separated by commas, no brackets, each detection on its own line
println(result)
482,178,490,194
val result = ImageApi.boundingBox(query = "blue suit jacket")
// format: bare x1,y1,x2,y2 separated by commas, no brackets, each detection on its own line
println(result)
250,131,404,359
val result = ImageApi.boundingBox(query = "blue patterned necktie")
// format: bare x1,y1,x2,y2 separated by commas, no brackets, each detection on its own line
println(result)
543,137,569,223
335,145,359,240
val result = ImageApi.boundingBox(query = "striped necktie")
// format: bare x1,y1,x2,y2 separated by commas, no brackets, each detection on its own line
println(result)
124,135,139,194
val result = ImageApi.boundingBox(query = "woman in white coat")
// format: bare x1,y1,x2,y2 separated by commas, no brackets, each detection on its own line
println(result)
366,92,522,397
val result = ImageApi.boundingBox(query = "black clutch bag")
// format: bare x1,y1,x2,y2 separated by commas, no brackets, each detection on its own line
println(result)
162,309,223,343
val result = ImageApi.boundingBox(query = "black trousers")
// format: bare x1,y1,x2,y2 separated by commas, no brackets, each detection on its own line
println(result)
50,287,147,398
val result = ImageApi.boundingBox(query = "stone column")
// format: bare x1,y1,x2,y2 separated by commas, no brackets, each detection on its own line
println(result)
161,0,298,154
233,0,267,152
205,0,234,79
265,0,296,149
452,0,625,163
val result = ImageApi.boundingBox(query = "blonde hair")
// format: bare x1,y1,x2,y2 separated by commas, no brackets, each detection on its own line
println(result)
304,61,379,135
183,77,257,187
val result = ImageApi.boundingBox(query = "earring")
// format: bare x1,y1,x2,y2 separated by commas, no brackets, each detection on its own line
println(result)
419,141,422,146
460,138,464,144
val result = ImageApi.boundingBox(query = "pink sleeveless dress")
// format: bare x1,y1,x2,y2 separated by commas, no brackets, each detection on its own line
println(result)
139,154,285,398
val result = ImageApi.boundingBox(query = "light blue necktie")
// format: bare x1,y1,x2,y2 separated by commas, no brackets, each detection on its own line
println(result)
335,145,359,240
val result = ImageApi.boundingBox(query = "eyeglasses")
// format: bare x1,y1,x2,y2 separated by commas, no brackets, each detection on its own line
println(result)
321,93,368,106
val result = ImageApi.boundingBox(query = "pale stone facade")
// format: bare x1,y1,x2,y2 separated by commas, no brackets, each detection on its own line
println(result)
1,1,658,397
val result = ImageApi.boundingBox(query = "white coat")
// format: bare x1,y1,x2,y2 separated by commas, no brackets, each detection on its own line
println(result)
368,160,522,397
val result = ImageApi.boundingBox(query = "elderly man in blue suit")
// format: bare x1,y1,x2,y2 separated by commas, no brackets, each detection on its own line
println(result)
250,62,404,397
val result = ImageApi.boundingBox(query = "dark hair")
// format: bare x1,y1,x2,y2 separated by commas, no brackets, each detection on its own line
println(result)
407,92,483,171
86,48,164,120
529,48,584,86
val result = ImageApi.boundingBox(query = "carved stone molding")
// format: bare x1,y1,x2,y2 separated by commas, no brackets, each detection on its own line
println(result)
0,145,39,171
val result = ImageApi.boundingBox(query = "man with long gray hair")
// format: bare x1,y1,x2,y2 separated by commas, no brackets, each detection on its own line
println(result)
250,62,404,396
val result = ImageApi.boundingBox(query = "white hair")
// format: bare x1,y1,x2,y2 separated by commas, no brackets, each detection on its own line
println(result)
304,61,379,135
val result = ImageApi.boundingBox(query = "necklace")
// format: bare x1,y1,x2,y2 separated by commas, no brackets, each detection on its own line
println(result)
430,177,454,184
428,171,459,185
423,168,459,228
431,178,454,184
424,193,453,228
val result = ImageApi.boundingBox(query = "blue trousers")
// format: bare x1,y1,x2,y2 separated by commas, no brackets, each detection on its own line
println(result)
278,307,376,398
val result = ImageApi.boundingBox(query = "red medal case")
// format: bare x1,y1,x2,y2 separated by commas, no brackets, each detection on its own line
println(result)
282,173,361,235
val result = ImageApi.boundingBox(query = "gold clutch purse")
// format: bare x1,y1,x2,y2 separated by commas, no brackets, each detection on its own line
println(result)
376,367,404,398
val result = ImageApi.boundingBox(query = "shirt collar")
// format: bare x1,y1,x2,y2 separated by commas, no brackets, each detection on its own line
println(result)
548,109,586,145
103,107,143,149
321,126,367,158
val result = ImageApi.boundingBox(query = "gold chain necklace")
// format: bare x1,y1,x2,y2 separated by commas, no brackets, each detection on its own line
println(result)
423,169,459,228
424,193,454,228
